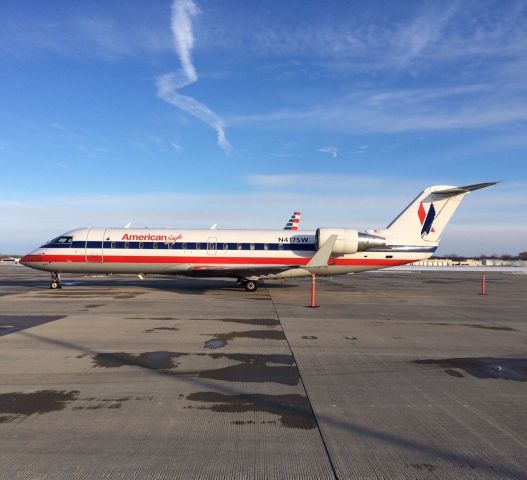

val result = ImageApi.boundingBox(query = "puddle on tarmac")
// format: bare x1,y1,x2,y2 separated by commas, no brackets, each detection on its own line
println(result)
204,339,227,349
0,390,79,423
71,395,152,411
143,327,179,333
186,392,316,429
414,358,527,381
0,315,65,337
206,330,286,345
189,353,299,385
92,351,186,370
87,351,299,385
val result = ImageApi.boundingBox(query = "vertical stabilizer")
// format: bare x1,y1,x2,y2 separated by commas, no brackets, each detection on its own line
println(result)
378,183,496,245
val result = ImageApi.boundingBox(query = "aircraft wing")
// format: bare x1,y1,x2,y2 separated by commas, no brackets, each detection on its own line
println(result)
175,264,297,279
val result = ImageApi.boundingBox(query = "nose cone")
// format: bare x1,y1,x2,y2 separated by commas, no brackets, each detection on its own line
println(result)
20,251,40,267
19,254,32,266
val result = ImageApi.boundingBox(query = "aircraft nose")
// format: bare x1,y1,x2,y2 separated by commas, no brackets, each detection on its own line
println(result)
19,254,31,266
20,252,39,266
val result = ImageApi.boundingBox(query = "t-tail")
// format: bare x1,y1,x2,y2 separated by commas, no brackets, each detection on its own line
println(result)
371,183,497,246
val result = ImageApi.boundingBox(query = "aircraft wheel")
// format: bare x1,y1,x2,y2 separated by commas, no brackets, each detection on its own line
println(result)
244,280,258,292
50,281,62,289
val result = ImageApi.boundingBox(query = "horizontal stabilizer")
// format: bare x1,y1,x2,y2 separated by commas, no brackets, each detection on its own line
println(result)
433,182,498,197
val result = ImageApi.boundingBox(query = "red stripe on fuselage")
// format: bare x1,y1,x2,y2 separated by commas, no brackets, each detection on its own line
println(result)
21,253,412,267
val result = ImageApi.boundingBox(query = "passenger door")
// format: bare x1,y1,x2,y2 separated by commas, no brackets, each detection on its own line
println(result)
85,228,106,262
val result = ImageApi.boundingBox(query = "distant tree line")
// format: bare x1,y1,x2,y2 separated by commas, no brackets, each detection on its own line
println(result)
434,252,527,261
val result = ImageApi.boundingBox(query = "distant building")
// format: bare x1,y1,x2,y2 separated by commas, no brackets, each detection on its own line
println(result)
412,258,527,267
0,257,20,264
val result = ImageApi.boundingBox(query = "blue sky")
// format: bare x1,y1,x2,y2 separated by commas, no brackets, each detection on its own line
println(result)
1,0,526,255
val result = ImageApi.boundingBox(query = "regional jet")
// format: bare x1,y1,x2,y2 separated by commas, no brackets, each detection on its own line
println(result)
20,183,495,291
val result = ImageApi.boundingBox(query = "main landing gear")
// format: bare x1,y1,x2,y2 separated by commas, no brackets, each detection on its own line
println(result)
237,278,258,292
50,272,62,289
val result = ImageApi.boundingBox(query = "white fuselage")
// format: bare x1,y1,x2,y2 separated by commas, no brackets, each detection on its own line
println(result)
20,227,434,280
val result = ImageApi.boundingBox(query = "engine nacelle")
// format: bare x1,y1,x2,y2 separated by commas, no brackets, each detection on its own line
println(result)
316,228,386,254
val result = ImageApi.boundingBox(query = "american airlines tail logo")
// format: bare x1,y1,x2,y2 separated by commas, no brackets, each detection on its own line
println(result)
284,212,301,231
418,202,436,236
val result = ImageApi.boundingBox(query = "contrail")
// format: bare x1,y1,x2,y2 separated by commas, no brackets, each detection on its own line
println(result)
157,0,231,153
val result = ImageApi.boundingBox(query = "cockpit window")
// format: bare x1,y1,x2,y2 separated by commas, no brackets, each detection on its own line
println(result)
56,236,73,244
42,235,73,247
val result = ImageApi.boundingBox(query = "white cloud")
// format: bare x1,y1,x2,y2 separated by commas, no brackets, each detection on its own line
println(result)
318,146,338,158
229,84,527,134
171,0,198,82
246,173,418,191
197,2,527,76
157,73,231,152
157,0,231,153
389,5,458,67
350,145,368,155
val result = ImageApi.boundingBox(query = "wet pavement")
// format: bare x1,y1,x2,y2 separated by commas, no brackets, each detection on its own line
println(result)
0,263,526,479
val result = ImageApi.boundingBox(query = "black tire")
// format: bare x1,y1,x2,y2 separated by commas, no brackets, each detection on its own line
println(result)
50,281,61,289
244,280,258,292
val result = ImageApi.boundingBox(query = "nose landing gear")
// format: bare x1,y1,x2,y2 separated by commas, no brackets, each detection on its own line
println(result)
50,272,62,289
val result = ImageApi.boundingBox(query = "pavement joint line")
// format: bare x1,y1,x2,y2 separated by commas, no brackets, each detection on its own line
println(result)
266,284,340,480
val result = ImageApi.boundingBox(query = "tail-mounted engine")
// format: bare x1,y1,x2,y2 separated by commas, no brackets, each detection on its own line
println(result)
315,228,386,254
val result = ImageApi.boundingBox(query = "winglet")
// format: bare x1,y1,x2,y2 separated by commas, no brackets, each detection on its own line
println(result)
306,234,337,269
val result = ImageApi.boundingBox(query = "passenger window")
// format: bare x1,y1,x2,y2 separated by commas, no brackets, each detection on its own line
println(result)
124,242,129,249
153,242,158,249
181,242,187,249
139,242,144,249
264,244,269,250
250,243,255,250
237,243,242,250
111,242,116,249
223,243,229,250
278,244,284,250
195,243,200,250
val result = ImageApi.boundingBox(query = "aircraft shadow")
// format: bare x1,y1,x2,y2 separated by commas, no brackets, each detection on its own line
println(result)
0,276,297,296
